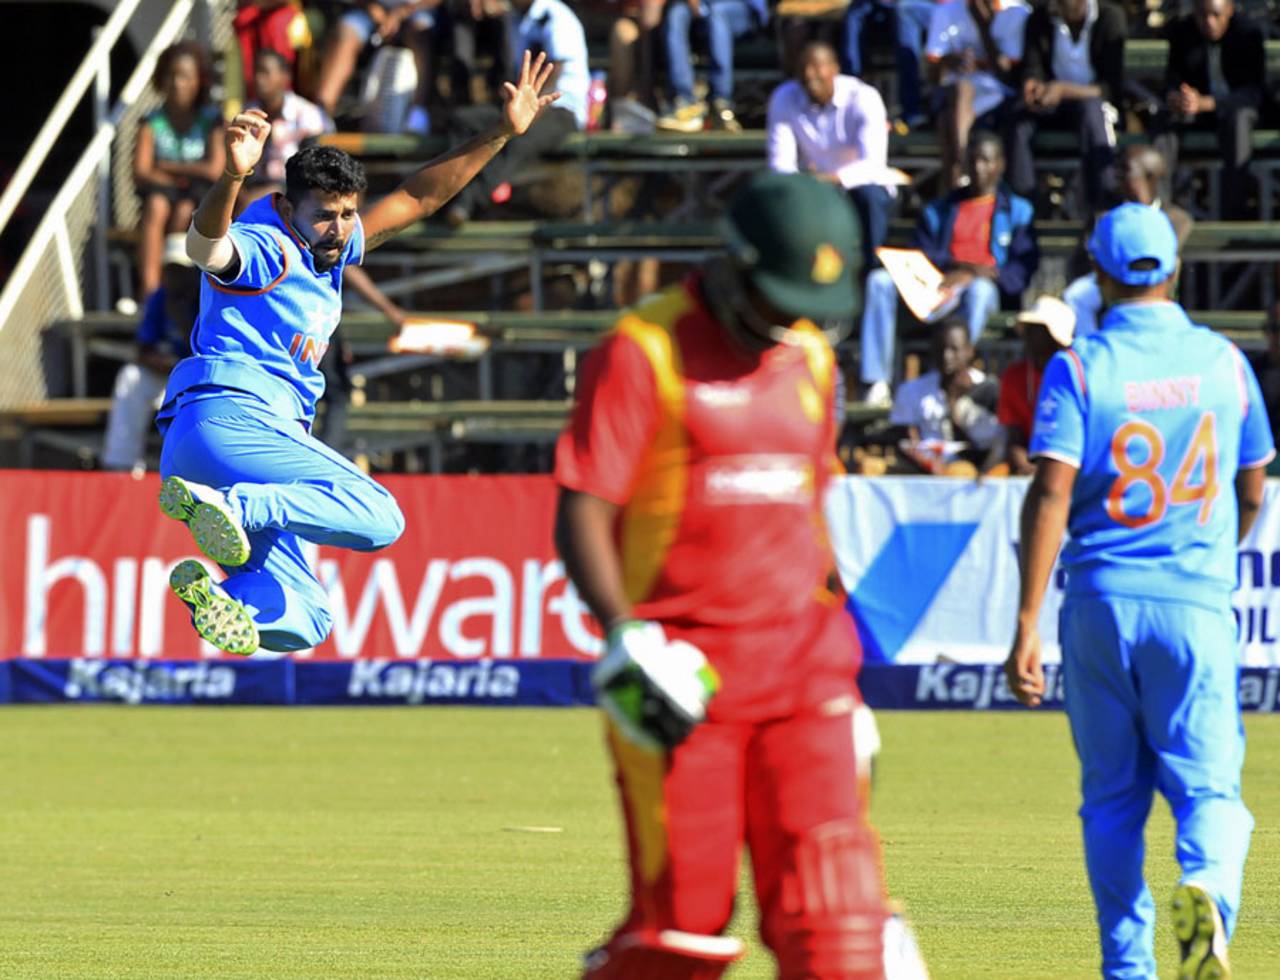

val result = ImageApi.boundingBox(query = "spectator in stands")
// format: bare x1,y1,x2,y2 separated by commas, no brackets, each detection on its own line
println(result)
313,0,441,133
1008,0,1125,214
982,294,1075,477
444,0,588,225
103,236,198,472
926,0,1030,188
238,49,334,211
1062,143,1193,336
859,130,1038,405
766,40,898,271
656,0,768,132
888,317,1001,474
842,0,937,130
1158,0,1266,218
133,42,224,299
580,0,667,130
234,1,311,101
442,0,512,107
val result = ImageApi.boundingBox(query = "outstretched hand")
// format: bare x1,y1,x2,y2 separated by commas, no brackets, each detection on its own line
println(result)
501,50,561,138
225,109,270,177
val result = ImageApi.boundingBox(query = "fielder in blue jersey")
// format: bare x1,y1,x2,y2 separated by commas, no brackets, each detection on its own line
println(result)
157,53,561,656
1007,203,1274,980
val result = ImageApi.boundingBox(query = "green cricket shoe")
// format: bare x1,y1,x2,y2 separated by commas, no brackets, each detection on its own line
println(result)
1173,883,1231,980
159,476,251,567
169,559,259,656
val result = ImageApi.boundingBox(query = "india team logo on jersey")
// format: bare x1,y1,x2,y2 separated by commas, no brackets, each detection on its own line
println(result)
287,312,339,368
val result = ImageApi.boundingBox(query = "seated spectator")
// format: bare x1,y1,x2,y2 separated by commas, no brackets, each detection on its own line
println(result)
888,318,1001,474
842,0,937,129
576,1,665,130
656,0,768,133
314,0,441,133
1008,0,1125,214
983,294,1075,476
444,0,588,225
926,0,1029,188
133,42,224,298
860,130,1038,405
238,49,334,211
1062,143,1193,336
1156,0,1265,218
234,1,311,101
442,0,512,107
102,236,198,472
766,41,898,272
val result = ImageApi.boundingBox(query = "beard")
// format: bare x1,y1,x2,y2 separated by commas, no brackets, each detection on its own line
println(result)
312,239,344,271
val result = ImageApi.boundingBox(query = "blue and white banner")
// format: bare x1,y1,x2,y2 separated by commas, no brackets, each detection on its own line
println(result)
4,659,1280,712
826,477,1280,666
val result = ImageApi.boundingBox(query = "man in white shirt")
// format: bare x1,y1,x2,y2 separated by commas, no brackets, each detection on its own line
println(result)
767,41,897,270
889,318,1000,474
926,0,1030,187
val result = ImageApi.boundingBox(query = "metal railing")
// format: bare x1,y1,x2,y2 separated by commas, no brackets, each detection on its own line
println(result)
0,0,237,409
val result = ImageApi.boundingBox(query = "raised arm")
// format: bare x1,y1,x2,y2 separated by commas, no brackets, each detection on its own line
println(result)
186,109,271,276
360,50,560,252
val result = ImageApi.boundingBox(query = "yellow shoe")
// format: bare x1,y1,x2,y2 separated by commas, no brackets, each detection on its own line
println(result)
169,559,259,656
159,476,251,567
656,100,706,133
1172,883,1231,980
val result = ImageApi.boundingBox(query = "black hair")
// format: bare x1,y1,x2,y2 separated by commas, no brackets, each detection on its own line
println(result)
153,41,213,107
934,318,972,344
254,48,291,74
284,145,368,205
968,129,1004,159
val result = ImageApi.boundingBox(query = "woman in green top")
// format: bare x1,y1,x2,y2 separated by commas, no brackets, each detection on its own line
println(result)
133,41,225,297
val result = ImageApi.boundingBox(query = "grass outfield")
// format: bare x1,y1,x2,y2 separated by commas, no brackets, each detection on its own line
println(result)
0,709,1276,979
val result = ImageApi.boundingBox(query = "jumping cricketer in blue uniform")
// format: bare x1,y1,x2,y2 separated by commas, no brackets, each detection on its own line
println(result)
1007,203,1274,980
158,52,561,656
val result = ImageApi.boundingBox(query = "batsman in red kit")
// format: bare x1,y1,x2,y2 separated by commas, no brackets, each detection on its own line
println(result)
555,172,898,979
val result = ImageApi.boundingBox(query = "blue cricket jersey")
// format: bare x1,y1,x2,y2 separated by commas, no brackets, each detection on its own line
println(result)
158,193,364,426
1030,301,1275,605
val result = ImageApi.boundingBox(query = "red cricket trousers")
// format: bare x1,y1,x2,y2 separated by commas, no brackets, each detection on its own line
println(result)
596,610,887,978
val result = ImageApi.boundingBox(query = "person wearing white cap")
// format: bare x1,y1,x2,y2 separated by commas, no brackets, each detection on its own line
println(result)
981,294,1075,476
102,234,200,472
1006,202,1274,979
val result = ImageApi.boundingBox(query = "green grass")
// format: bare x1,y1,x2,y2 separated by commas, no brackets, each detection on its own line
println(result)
0,708,1276,978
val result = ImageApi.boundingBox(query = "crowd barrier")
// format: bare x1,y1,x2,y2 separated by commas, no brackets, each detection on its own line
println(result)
3,659,1280,711
3,472,1278,708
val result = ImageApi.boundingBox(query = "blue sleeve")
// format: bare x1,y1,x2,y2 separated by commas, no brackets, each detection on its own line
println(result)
914,203,950,271
1029,350,1087,467
544,8,587,64
996,209,1039,296
215,223,286,290
1235,347,1276,469
135,290,166,346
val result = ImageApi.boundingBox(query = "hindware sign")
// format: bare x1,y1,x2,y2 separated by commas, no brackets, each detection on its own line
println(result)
6,473,1280,663
0,473,601,661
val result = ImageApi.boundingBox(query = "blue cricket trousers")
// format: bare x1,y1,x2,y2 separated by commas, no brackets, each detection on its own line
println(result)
1060,595,1252,980
160,397,405,653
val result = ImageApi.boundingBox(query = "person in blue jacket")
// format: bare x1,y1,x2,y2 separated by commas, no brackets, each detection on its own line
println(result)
858,130,1038,406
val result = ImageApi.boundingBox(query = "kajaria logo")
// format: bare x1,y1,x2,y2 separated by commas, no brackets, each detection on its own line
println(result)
347,659,520,704
64,660,237,704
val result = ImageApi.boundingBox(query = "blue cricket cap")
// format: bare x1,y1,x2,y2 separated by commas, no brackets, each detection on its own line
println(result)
1088,202,1178,286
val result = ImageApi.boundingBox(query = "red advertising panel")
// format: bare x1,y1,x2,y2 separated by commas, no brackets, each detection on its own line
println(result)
0,472,599,661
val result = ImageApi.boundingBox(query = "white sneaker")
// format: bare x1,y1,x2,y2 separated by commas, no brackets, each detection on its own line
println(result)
403,105,431,135
1172,883,1231,979
863,381,892,408
158,476,251,567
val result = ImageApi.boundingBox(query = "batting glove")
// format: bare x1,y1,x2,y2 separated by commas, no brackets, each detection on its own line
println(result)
591,620,720,753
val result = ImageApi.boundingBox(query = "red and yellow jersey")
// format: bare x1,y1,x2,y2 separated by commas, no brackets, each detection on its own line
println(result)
556,276,847,632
